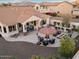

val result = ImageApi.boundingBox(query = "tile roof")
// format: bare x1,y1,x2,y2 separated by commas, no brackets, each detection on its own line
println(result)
50,17,79,23
39,2,61,6
0,6,50,26
39,1,74,6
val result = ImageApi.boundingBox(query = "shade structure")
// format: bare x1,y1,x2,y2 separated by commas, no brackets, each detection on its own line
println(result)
39,27,57,35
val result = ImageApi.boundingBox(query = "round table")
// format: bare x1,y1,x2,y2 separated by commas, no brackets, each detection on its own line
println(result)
39,27,57,36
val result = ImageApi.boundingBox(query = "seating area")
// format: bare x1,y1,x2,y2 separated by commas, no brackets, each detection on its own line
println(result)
37,35,55,46
6,24,78,47
36,26,62,46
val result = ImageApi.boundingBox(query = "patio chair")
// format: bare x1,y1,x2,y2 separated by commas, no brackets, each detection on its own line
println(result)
38,36,44,42
61,28,64,31
57,31,61,35
55,27,58,29
49,39,55,44
45,35,49,39
43,41,48,46
37,41,41,45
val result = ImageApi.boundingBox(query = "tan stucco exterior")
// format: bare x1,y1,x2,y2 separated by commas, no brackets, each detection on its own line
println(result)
76,0,79,5
57,2,73,15
34,2,73,15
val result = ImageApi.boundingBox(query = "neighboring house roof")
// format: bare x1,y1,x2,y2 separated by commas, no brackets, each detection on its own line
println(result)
39,1,74,6
62,1,74,6
0,6,50,26
12,2,37,7
39,2,61,6
50,17,79,23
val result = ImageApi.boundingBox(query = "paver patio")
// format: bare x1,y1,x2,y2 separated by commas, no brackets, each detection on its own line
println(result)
3,31,61,47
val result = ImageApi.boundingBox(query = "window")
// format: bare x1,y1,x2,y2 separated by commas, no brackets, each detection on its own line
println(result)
8,25,16,32
72,25,76,29
3,27,7,33
13,26,16,31
41,20,46,25
71,11,73,14
42,6,47,9
26,23,29,26
76,16,79,18
57,22,60,26
8,26,13,32
62,23,65,27
42,6,45,9
57,11,60,14
46,6,47,9
67,24,70,28
54,22,56,26
33,21,36,26
36,7,39,10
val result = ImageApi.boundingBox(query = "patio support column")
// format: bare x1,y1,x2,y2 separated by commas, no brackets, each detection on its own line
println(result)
46,18,50,25
1,26,4,33
6,26,9,33
16,24,19,33
22,24,26,32
38,19,42,28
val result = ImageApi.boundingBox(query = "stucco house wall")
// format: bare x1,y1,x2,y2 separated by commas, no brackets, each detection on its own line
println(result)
76,0,79,5
57,2,73,15
50,17,79,29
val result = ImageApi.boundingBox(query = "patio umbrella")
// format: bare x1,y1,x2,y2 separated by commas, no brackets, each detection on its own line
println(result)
39,27,57,35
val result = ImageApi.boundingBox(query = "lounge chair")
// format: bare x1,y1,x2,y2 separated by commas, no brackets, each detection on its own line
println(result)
38,36,44,42
49,39,55,44
37,41,41,45
43,41,48,46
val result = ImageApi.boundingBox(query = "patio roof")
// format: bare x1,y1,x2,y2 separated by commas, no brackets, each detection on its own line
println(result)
50,17,79,23
0,6,50,26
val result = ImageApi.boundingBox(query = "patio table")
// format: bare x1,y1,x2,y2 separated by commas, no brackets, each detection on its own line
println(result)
38,27,57,36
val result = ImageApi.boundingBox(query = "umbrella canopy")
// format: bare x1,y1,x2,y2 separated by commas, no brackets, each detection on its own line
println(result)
39,27,57,35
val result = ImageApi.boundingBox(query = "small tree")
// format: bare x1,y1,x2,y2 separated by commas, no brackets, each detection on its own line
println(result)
62,14,71,27
59,35,76,59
